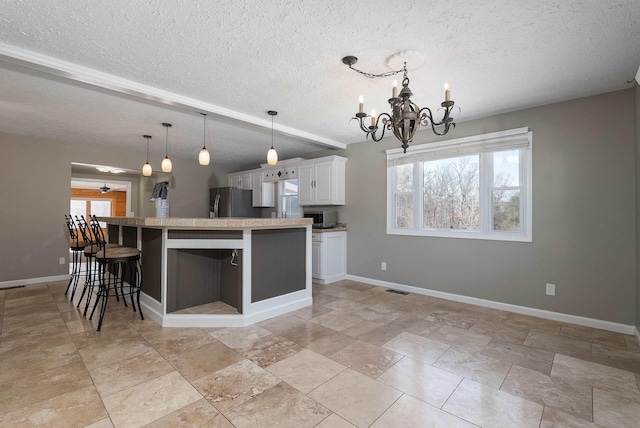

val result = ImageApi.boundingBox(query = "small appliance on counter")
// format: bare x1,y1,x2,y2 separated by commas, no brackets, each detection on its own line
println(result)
304,210,337,228
210,187,261,218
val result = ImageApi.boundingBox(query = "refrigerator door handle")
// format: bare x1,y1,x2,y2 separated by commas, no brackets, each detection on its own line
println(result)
213,194,220,218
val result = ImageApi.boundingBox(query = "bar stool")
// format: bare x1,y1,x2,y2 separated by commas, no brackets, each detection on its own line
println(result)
82,216,121,317
75,215,114,314
64,215,85,300
89,245,143,331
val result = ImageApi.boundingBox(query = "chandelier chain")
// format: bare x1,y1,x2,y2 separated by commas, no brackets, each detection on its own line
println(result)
346,63,405,79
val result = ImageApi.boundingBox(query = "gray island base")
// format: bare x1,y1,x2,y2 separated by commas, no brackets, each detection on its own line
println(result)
100,217,313,328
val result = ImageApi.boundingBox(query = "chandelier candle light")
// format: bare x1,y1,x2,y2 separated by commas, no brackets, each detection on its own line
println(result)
343,55,456,153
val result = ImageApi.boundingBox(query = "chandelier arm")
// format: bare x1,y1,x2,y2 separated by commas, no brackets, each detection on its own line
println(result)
369,113,392,142
418,106,456,136
356,116,372,134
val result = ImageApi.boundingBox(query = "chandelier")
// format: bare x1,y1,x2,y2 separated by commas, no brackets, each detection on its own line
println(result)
343,55,456,153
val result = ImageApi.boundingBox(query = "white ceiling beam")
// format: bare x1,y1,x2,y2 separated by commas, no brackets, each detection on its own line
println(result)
0,43,346,150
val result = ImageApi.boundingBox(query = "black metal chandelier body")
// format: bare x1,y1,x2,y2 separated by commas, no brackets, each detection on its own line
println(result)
344,56,456,153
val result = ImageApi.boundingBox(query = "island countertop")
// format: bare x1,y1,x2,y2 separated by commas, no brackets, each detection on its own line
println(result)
99,216,312,229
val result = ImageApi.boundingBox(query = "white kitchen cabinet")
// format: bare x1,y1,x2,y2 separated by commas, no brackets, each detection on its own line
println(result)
311,241,321,277
311,230,346,284
252,172,274,207
299,156,346,206
227,171,252,190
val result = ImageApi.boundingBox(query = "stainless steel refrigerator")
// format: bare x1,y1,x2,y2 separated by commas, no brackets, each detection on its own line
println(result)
209,187,261,218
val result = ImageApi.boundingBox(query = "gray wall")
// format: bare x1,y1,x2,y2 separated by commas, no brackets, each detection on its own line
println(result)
338,89,636,325
0,132,233,283
636,82,640,333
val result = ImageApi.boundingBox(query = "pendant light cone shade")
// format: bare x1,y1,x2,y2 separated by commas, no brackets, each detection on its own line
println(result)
199,113,210,166
267,110,278,166
162,123,172,173
142,135,153,177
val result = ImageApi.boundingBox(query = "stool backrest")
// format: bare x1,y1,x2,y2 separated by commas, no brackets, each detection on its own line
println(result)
89,214,107,250
75,215,93,244
65,214,80,245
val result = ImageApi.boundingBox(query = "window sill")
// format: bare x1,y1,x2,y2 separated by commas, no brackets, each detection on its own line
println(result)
386,227,532,243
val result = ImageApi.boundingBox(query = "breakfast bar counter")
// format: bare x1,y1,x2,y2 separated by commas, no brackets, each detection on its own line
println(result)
100,216,313,327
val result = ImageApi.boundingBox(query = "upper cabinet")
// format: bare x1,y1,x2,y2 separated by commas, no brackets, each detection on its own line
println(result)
298,156,346,206
228,171,252,190
227,155,347,206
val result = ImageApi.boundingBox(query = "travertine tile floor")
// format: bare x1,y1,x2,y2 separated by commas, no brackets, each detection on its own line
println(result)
2,279,640,427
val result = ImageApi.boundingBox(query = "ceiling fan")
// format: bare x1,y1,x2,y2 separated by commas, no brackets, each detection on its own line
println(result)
99,184,112,193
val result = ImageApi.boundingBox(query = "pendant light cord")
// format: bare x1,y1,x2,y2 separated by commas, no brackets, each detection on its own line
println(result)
145,135,151,162
271,114,274,149
202,113,207,150
163,124,170,157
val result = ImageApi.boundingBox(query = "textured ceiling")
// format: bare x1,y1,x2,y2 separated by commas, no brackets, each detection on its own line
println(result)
1,1,639,167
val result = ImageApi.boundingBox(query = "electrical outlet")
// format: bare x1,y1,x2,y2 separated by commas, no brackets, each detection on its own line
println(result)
59,257,66,265
381,262,387,271
546,283,556,296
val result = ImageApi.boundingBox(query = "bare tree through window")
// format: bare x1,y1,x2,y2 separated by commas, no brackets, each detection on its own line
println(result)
423,156,480,230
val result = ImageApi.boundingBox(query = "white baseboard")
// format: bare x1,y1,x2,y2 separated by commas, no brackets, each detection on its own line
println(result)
346,275,636,335
138,293,163,327
0,275,69,290
139,291,312,328
313,274,347,285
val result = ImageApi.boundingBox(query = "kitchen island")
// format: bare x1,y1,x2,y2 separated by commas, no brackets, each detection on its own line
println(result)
100,217,313,328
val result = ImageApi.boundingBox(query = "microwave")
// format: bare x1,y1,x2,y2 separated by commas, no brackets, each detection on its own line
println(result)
304,210,337,228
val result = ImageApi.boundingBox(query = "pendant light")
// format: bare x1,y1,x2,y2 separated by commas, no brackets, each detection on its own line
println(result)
161,123,172,173
142,135,153,176
199,113,210,166
266,110,278,166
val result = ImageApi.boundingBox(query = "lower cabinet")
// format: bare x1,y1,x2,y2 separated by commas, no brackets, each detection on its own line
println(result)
311,230,346,284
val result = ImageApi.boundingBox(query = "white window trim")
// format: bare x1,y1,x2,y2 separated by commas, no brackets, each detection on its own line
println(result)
386,127,532,242
278,179,302,218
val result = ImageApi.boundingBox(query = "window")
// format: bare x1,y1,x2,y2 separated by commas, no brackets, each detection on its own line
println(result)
70,199,112,227
387,127,532,242
280,179,301,217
